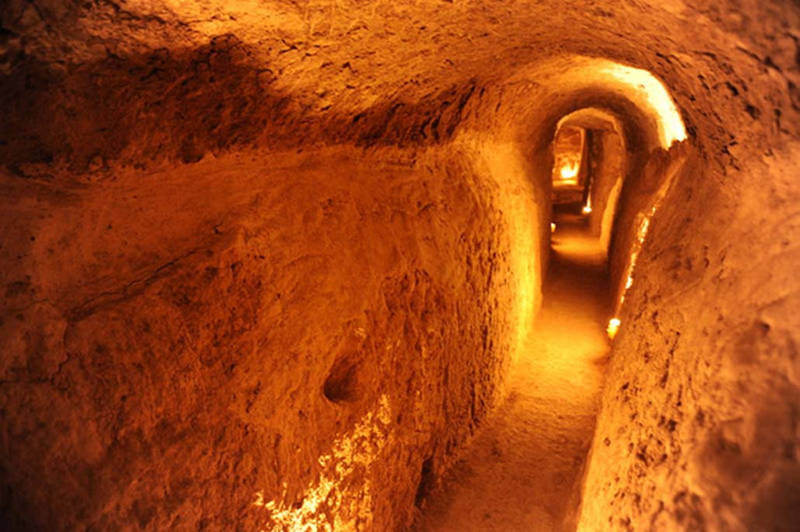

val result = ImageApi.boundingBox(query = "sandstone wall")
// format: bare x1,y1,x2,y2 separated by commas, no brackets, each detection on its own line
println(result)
0,143,545,530
578,30,800,532
2,1,800,530
588,131,625,244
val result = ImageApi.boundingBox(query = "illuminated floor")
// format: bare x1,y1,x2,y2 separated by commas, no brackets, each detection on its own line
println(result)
416,216,611,531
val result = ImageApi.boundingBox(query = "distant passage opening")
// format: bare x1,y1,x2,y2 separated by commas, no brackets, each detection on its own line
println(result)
549,108,627,262
417,58,691,532
541,62,689,346
552,125,589,206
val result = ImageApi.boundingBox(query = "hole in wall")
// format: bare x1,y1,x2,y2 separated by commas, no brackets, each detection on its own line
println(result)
415,456,435,507
323,353,362,403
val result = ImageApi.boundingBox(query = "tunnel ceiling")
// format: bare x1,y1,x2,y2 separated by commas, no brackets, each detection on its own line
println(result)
2,0,799,176
558,108,624,139
2,0,791,106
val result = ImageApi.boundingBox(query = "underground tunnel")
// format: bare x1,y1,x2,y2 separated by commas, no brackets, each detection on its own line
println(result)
1,1,799,531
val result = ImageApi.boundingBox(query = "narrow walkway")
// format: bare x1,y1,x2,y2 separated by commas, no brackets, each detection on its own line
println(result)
415,216,611,531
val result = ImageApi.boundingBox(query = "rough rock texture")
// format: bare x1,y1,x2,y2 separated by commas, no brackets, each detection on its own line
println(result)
0,143,545,530
416,216,612,532
579,143,800,531
588,130,625,245
1,0,800,530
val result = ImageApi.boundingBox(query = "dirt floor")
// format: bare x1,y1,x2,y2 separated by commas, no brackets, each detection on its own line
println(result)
415,214,611,532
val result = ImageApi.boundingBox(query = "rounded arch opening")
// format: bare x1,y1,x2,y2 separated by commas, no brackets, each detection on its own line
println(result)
501,56,689,335
550,107,628,258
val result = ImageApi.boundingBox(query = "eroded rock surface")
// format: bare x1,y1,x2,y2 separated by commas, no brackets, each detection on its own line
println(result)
1,1,799,530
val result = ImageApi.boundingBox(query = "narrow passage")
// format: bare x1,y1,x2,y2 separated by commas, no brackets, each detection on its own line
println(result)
416,215,611,531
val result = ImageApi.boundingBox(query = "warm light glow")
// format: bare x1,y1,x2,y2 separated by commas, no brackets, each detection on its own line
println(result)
560,163,578,180
551,222,556,233
475,138,542,365
612,145,689,318
552,126,584,187
607,318,621,340
597,62,687,147
254,395,391,530
613,211,653,317
637,215,651,242
582,205,592,214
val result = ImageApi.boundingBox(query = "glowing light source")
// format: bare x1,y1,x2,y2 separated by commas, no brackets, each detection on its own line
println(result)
637,215,651,241
552,125,584,187
582,196,592,215
560,163,578,180
625,274,634,290
551,222,556,233
607,318,621,340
